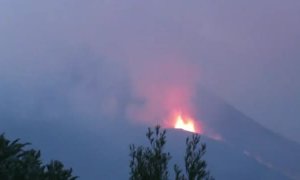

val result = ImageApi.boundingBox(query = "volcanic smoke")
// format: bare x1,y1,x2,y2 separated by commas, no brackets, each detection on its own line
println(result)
92,0,204,134
125,53,202,134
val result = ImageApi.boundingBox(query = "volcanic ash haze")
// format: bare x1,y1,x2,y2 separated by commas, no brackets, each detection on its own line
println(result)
96,0,204,129
0,0,205,134
89,1,198,126
1,0,300,140
125,54,201,129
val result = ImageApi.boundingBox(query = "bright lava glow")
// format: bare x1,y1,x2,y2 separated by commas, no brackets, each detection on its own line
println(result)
174,115,196,133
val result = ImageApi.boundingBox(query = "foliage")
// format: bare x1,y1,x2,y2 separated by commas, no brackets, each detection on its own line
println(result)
175,134,213,180
129,126,213,180
129,126,171,180
0,134,77,180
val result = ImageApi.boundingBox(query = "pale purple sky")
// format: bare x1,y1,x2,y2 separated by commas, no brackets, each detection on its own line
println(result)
0,0,299,142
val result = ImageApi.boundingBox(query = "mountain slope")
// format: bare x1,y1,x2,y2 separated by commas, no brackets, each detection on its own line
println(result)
196,88,300,179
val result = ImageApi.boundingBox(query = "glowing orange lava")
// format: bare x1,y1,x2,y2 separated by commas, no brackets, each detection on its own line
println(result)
174,114,197,133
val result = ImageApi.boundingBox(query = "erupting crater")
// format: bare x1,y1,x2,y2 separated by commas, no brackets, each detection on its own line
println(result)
172,112,201,133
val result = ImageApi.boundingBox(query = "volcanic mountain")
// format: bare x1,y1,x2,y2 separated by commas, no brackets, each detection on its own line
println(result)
1,88,299,179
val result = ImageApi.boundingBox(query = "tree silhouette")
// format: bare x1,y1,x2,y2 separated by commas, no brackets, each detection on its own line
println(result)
129,126,171,180
0,134,77,180
175,134,213,180
129,126,213,180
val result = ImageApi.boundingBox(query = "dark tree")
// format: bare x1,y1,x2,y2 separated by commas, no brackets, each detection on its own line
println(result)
175,134,213,180
129,126,171,180
0,134,77,180
130,126,213,180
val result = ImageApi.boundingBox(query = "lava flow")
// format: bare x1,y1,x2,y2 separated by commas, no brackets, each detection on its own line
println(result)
174,114,200,133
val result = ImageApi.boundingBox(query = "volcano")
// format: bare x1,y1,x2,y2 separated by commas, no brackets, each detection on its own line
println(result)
1,88,299,179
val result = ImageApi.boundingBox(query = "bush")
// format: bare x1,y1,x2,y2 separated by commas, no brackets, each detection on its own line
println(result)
0,134,77,180
129,126,213,180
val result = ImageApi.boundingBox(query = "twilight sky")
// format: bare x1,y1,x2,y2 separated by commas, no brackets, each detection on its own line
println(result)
0,0,300,142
